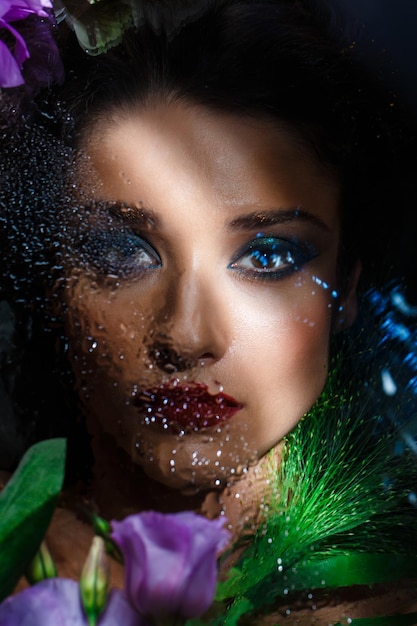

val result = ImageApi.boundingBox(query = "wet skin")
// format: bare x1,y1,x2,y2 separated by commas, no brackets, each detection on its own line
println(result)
64,102,357,493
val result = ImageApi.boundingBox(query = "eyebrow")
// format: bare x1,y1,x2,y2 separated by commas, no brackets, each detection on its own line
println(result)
85,201,328,233
227,207,330,232
89,201,160,229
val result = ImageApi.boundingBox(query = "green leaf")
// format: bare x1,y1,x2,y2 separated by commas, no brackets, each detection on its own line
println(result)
244,552,417,607
239,552,417,616
215,567,243,601
0,438,66,600
221,597,254,626
276,552,417,594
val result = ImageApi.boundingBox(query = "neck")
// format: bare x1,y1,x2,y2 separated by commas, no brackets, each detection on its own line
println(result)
88,427,282,556
88,430,211,518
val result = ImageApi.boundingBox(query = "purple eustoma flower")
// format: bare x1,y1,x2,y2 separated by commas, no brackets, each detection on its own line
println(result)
111,511,230,620
0,0,61,88
0,578,146,626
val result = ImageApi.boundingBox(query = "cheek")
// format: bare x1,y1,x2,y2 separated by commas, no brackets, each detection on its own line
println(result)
278,311,330,401
63,288,147,442
233,278,333,362
232,285,332,441
65,279,151,352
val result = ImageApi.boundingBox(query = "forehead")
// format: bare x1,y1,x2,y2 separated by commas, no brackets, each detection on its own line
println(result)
79,102,340,227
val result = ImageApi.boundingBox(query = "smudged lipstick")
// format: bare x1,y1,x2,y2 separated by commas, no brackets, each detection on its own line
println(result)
133,381,242,431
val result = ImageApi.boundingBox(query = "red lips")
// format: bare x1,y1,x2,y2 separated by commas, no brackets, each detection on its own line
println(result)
134,382,242,431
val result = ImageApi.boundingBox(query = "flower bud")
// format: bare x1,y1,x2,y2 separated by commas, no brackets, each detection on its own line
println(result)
92,513,112,538
92,513,123,564
111,511,230,620
25,541,57,584
80,536,110,626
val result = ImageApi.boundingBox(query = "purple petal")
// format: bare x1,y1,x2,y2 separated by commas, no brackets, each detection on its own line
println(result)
111,511,230,619
16,15,64,88
1,18,30,64
102,590,149,626
1,0,52,21
177,516,230,617
0,579,146,626
0,2,61,91
0,579,86,625
0,39,24,87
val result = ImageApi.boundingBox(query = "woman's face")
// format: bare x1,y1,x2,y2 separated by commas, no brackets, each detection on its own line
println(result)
64,102,354,492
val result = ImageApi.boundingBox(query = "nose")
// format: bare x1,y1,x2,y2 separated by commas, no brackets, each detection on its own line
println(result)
149,270,229,373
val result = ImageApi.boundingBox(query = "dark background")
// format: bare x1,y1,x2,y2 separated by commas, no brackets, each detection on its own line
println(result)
334,0,417,302
334,0,417,111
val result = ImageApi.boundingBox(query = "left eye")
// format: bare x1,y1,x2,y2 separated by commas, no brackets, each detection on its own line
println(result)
76,229,162,278
228,237,315,280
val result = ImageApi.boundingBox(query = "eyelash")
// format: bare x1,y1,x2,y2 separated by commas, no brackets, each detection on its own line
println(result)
228,236,317,281
77,228,161,278
76,228,315,283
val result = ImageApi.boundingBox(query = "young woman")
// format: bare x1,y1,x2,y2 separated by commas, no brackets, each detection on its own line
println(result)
1,0,417,622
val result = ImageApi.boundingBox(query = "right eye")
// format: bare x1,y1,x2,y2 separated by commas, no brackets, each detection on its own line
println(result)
76,229,162,278
228,236,317,282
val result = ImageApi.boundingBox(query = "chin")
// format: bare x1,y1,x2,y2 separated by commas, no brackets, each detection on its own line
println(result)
136,457,203,491
131,438,254,494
